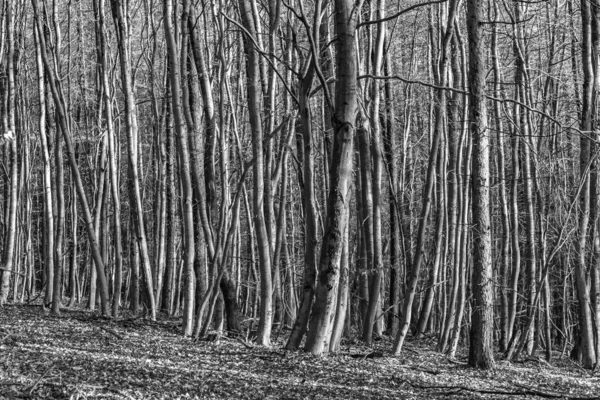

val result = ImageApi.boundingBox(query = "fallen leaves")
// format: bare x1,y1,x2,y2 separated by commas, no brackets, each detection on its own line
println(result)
1,304,600,399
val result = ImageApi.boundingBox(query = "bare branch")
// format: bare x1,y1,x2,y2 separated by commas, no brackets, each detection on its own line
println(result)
357,0,448,28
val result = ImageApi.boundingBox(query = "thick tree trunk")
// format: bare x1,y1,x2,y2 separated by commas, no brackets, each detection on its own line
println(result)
575,0,598,368
303,0,360,355
467,0,495,369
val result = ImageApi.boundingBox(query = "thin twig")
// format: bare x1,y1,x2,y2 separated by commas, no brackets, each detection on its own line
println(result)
98,325,124,340
28,364,54,395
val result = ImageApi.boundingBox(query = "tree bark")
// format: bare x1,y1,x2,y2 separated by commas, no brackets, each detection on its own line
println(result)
110,0,156,320
467,0,495,369
303,0,360,355
238,0,273,346
163,0,196,335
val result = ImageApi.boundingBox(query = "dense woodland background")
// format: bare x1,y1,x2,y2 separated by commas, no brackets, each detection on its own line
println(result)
1,0,600,371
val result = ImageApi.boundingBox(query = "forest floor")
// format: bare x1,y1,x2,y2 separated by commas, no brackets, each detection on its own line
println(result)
1,304,600,399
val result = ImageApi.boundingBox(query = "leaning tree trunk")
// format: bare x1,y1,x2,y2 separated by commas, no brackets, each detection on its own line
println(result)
32,0,111,316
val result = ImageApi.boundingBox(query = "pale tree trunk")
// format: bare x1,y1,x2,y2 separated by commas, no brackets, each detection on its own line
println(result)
512,0,537,355
67,186,77,307
285,63,318,349
145,0,166,306
110,0,156,320
448,128,471,359
96,0,123,317
0,0,17,306
467,0,495,369
393,0,459,355
32,21,55,310
490,8,510,352
163,84,178,315
362,0,386,344
32,0,111,316
263,0,280,266
187,3,215,249
285,0,328,350
163,0,196,335
383,42,401,336
416,136,446,337
592,0,600,368
438,29,464,353
507,122,521,344
51,0,67,315
89,123,107,311
304,0,361,355
329,205,350,352
238,0,273,346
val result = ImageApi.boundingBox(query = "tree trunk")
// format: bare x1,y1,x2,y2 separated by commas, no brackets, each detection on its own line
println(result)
575,0,598,368
110,0,156,320
163,0,196,335
467,0,495,369
238,0,273,346
32,21,55,310
32,0,111,316
303,0,360,355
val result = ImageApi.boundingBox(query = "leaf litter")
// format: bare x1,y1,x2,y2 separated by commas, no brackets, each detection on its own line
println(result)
1,304,600,399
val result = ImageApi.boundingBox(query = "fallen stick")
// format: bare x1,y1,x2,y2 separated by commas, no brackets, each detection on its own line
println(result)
405,380,595,400
235,337,254,349
98,325,124,340
28,364,54,395
73,317,124,340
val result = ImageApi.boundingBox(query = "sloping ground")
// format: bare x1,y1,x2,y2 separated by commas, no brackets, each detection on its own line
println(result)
1,304,599,399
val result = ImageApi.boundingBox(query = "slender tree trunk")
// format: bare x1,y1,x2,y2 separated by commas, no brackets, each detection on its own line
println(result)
33,22,55,310
362,0,386,344
67,185,78,307
164,0,196,335
383,42,402,336
491,10,510,352
95,0,124,317
32,0,111,315
110,0,156,320
238,0,273,346
393,0,459,355
329,209,350,352
0,0,17,306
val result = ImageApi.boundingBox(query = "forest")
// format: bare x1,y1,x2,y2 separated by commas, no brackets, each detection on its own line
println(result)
2,0,600,397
